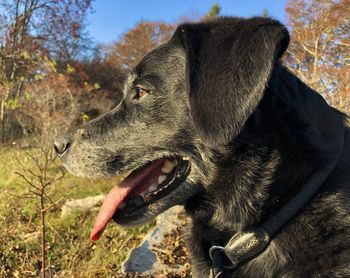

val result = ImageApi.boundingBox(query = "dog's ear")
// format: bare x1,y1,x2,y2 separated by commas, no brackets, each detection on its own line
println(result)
174,17,290,146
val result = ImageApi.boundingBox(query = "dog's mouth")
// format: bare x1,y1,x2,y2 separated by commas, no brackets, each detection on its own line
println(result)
90,157,190,241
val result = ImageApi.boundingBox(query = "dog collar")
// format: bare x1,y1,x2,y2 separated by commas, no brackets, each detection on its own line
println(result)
208,133,345,277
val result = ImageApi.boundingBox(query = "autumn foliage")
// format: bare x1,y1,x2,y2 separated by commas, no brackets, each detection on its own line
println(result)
0,0,349,143
286,0,350,111
104,21,175,70
0,0,94,142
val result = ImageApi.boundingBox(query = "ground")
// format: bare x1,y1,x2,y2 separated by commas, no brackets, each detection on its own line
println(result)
0,144,191,277
0,145,152,277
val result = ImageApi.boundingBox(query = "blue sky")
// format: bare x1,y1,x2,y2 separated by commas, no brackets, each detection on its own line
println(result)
87,0,288,44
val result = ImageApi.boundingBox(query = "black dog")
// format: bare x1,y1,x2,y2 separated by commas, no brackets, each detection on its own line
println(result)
54,17,350,277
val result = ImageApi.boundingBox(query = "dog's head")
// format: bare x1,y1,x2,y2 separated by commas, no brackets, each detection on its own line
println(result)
54,17,290,239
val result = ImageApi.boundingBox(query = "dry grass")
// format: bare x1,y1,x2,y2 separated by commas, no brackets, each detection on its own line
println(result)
0,145,153,277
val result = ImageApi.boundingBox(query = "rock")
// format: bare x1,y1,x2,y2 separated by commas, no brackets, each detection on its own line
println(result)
61,194,105,217
122,206,189,276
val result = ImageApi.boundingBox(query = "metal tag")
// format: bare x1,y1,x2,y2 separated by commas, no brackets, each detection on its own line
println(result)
223,228,270,267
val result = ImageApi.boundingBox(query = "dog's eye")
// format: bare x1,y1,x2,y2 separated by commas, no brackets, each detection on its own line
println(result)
133,86,150,101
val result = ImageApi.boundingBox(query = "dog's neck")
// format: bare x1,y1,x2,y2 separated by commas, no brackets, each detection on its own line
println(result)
184,67,337,276
181,60,347,276
183,65,348,277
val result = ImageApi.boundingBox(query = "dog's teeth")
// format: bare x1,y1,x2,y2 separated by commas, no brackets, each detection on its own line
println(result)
119,202,126,209
183,157,190,161
161,160,176,174
158,175,167,184
149,183,158,192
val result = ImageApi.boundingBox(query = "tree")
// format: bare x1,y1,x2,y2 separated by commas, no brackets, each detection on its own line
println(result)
206,2,221,18
285,0,350,112
262,9,269,17
103,5,224,71
19,56,83,141
0,0,93,142
104,21,175,70
73,53,125,96
15,147,65,278
37,0,93,61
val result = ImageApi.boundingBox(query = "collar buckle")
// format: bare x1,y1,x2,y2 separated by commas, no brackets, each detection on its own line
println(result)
209,228,270,271
224,228,270,266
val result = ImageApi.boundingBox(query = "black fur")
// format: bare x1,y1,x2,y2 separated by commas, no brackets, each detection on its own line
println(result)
56,17,350,277
176,17,290,146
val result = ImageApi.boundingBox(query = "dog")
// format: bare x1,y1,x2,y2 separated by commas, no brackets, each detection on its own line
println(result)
54,17,350,277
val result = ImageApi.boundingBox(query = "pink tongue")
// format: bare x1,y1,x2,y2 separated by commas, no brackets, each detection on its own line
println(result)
90,160,164,241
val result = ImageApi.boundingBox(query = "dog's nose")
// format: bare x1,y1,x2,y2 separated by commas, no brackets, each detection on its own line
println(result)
53,135,71,156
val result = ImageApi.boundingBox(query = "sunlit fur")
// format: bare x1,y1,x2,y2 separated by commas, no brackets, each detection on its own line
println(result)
58,17,350,277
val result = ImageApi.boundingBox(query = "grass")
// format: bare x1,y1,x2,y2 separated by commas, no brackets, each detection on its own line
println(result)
0,145,153,277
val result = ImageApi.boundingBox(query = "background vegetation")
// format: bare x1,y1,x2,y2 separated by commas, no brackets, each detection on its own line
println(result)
0,0,349,277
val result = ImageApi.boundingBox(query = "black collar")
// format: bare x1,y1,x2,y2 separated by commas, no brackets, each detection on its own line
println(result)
208,134,345,277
